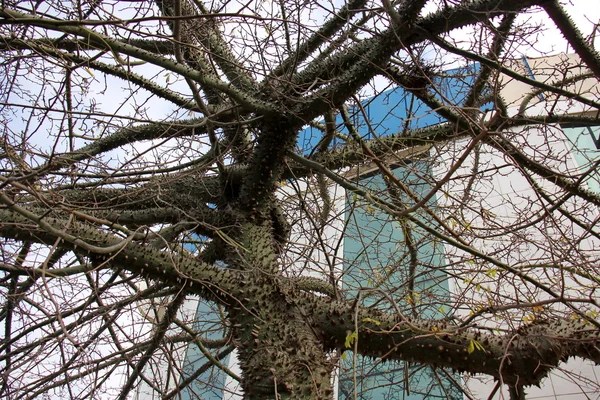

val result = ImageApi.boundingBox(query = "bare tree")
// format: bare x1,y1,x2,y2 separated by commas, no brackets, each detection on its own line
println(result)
0,0,599,399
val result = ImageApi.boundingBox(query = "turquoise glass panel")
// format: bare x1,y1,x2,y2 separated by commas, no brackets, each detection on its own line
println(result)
340,162,461,399
179,300,229,399
563,125,600,192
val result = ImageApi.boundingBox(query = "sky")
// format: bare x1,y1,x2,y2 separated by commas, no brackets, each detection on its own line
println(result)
517,1,599,56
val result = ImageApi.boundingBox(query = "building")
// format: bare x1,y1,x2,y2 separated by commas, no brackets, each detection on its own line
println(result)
436,53,600,399
136,53,600,399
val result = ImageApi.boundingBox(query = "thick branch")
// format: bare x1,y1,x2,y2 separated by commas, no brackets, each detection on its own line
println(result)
268,0,369,80
0,210,233,302
543,0,600,79
316,299,600,386
41,117,211,173
156,0,257,93
57,168,229,210
0,37,175,55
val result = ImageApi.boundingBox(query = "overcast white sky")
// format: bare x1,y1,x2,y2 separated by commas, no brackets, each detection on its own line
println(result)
521,1,599,56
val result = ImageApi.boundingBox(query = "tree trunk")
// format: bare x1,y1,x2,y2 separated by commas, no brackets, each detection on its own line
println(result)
228,221,335,399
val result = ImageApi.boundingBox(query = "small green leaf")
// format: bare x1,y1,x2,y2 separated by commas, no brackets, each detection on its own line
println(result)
467,339,475,354
474,340,486,352
345,331,358,348
362,317,381,326
468,338,485,354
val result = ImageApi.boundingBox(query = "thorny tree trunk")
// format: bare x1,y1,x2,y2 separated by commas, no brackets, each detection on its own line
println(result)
227,221,336,399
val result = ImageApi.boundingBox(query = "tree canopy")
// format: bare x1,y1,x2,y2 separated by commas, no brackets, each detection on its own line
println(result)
0,0,600,399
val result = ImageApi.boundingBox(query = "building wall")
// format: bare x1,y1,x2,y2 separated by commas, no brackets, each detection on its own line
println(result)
433,130,600,399
433,53,600,399
137,54,600,399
